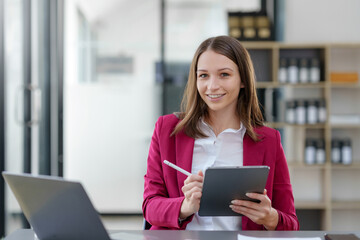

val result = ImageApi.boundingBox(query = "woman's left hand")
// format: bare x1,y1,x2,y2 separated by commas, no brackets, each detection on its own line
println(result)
229,189,279,230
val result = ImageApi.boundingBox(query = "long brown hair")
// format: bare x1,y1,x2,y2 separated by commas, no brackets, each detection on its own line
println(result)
172,35,264,141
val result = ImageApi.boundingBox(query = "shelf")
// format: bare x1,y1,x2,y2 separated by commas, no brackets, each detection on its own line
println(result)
288,162,360,170
255,82,327,88
266,122,326,129
331,163,360,170
242,42,360,49
288,162,327,170
295,201,327,209
330,124,360,129
332,201,360,210
255,82,277,88
330,43,360,48
278,43,327,49
278,82,327,88
330,83,360,89
242,42,276,49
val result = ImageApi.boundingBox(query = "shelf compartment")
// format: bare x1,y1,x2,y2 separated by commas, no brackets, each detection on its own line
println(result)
331,209,360,231
290,168,325,203
248,48,273,83
331,169,360,201
296,209,324,230
331,129,360,165
279,48,326,84
330,88,360,117
329,47,360,85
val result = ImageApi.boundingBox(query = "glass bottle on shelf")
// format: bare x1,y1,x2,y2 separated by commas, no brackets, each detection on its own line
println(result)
286,100,296,124
278,58,287,83
307,99,318,124
341,138,352,165
305,138,316,165
316,139,326,164
296,99,306,125
288,58,298,84
331,139,341,164
318,99,327,123
310,58,320,83
299,58,309,83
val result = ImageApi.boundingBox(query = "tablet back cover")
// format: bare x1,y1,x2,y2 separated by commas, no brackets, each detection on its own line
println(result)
198,166,269,216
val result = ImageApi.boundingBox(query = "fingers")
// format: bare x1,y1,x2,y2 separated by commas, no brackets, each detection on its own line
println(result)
230,199,271,215
230,204,263,217
229,191,274,226
231,192,271,210
245,192,267,202
184,188,202,200
231,199,258,210
182,172,204,201
180,171,204,218
184,173,203,185
182,182,203,197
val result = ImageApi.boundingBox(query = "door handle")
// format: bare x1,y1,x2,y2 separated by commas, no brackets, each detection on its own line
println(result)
15,84,42,126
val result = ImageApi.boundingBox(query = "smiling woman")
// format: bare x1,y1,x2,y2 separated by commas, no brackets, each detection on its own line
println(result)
143,35,299,231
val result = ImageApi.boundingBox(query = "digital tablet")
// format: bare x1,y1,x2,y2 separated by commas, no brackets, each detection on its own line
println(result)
198,166,270,216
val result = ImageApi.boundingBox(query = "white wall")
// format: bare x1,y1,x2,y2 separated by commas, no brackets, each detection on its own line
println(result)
284,0,360,43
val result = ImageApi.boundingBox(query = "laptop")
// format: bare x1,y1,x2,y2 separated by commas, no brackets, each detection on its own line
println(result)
2,172,114,240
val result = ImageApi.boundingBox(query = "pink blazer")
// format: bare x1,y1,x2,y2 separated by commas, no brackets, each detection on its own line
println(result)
143,114,299,230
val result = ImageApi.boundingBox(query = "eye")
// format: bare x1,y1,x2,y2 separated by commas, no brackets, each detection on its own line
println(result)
220,72,230,77
198,73,208,78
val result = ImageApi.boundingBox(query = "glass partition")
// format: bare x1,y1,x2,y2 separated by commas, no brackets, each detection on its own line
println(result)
63,0,161,214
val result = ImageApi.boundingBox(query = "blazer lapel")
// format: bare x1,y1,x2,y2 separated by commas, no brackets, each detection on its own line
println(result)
243,131,265,166
175,131,195,195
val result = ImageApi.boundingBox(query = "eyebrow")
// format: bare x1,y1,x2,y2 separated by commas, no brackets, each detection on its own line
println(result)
197,68,234,72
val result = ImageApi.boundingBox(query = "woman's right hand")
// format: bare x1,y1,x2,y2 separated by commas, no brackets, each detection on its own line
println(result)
180,170,204,219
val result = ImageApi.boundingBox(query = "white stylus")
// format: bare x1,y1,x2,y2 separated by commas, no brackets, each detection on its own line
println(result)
163,160,191,176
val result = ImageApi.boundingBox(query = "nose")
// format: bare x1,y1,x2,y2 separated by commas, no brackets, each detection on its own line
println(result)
208,76,220,91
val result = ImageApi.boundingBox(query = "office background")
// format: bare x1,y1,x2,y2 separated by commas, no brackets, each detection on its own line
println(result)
1,0,360,237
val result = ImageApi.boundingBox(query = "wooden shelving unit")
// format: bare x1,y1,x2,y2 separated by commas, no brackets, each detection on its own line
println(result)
295,201,327,210
243,42,360,230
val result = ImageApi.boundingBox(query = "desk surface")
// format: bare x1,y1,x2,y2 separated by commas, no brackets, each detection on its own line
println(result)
5,229,360,240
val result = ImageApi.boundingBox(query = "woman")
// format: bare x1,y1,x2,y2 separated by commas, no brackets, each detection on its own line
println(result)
143,36,299,230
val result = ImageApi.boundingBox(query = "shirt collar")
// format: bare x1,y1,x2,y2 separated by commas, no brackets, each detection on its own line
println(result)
199,118,246,138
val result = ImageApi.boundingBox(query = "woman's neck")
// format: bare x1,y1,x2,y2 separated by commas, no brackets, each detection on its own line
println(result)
205,111,240,136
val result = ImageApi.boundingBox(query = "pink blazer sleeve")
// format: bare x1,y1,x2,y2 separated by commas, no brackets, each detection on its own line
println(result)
242,128,299,230
142,115,191,229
